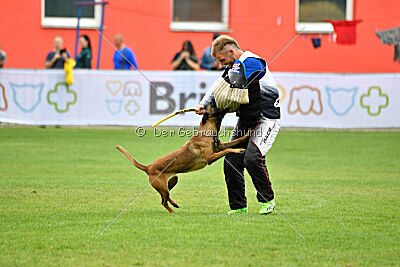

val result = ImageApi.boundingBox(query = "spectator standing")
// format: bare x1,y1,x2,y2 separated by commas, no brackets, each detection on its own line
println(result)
113,34,138,70
0,42,6,68
45,36,71,69
75,35,92,69
200,33,224,71
171,40,200,70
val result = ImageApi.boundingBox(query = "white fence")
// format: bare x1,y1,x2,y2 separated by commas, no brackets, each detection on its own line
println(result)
0,69,399,128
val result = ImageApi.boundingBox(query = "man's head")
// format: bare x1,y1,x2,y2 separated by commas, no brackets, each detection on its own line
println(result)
114,34,124,49
53,36,63,51
211,35,242,68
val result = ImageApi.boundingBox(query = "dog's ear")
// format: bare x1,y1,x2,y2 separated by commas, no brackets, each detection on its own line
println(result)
206,105,213,114
201,112,209,126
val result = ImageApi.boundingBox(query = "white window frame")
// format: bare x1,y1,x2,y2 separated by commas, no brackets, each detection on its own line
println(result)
170,0,230,32
41,0,102,28
296,0,353,33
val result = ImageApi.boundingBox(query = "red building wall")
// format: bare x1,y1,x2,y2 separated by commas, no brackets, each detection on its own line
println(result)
1,0,400,72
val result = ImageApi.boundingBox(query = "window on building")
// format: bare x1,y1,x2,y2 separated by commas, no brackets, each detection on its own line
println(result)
296,0,354,33
41,0,101,28
171,0,229,32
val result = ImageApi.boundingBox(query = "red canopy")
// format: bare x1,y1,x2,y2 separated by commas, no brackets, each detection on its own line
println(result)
327,20,362,45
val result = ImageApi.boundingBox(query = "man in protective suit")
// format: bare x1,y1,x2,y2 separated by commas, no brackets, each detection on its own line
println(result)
196,35,281,215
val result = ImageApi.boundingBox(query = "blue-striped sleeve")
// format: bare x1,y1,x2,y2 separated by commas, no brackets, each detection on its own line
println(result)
243,57,266,82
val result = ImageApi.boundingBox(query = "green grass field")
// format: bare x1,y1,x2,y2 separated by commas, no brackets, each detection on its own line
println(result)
0,127,399,266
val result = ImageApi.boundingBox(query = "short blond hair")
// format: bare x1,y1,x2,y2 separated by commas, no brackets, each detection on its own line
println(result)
54,36,63,42
211,35,240,58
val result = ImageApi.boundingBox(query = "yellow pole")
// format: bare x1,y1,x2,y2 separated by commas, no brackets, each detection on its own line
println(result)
152,108,196,127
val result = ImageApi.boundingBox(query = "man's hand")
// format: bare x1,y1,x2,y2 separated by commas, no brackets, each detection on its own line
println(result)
53,52,61,61
195,104,206,115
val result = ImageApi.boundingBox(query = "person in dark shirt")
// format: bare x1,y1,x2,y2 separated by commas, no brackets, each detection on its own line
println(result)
171,40,200,70
75,35,92,69
45,36,71,69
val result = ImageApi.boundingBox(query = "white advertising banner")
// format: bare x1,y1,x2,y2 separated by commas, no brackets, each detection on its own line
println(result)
0,69,399,128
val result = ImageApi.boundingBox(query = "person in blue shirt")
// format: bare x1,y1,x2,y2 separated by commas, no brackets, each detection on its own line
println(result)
200,33,224,71
113,34,138,70
196,35,281,215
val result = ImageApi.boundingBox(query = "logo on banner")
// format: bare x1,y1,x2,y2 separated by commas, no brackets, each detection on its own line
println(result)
10,83,43,113
105,80,142,117
47,82,77,113
106,81,123,96
123,81,142,97
326,86,358,116
0,83,7,111
106,99,123,115
125,99,140,116
360,86,388,116
288,85,323,115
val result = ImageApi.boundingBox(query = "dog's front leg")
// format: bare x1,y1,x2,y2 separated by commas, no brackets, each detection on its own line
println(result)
216,134,249,152
205,148,245,165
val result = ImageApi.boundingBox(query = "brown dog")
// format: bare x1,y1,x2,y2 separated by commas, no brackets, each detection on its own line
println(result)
116,105,248,213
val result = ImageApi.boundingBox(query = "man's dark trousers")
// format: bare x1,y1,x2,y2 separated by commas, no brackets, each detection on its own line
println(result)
223,120,274,210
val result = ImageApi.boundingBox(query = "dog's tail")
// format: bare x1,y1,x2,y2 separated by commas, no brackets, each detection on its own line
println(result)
116,145,149,174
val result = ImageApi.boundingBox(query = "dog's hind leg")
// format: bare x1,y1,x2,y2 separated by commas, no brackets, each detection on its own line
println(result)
167,175,180,208
152,176,175,213
168,196,180,208
168,175,178,190
159,189,175,213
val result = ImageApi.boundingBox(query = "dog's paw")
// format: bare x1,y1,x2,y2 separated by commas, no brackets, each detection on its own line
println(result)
245,129,252,137
232,148,245,154
171,202,180,208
